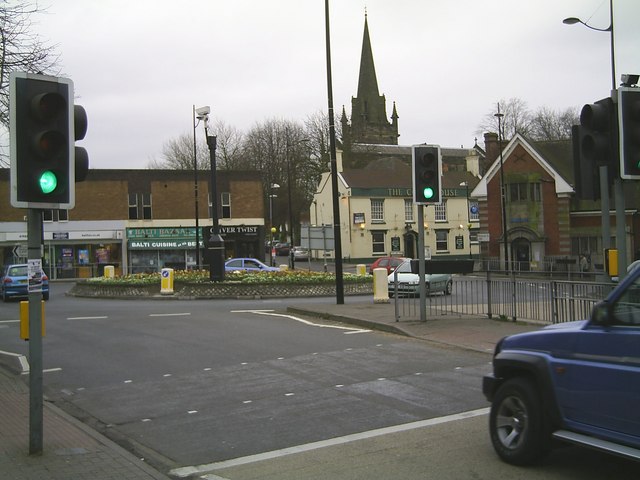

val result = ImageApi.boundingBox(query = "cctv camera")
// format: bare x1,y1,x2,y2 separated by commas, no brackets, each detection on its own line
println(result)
196,106,210,116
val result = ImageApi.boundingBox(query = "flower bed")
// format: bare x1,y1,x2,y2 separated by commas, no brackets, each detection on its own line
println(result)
69,269,373,299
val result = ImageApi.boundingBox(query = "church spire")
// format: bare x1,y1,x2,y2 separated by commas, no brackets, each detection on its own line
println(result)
356,13,380,102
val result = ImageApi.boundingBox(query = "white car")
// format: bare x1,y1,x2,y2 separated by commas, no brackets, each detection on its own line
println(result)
387,260,453,297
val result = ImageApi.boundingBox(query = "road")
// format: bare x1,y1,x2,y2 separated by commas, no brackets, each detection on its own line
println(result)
1,283,638,479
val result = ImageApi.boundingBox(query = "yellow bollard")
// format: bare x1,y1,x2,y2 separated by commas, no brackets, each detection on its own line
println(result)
160,268,174,295
356,264,366,275
20,300,45,341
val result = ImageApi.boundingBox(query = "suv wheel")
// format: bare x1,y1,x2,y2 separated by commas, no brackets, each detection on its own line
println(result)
489,377,549,465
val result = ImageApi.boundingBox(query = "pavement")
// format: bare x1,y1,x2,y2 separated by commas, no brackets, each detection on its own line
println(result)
0,299,539,480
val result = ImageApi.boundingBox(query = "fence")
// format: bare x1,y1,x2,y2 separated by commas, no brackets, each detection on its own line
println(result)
393,272,617,325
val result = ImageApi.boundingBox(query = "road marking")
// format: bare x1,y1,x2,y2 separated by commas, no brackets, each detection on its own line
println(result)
169,408,490,478
67,316,108,320
0,319,19,323
234,310,371,334
21,367,62,376
149,312,191,317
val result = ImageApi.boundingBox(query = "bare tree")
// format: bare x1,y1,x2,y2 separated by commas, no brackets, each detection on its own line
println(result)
148,119,243,171
478,98,579,142
0,2,61,165
530,106,579,141
477,98,533,141
147,133,209,170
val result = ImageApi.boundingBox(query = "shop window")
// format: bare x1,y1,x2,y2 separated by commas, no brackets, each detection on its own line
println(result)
371,231,386,255
371,199,384,223
221,192,231,219
435,200,447,222
404,199,414,223
435,229,449,252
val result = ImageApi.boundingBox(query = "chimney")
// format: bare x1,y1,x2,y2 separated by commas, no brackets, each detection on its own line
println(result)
484,132,500,165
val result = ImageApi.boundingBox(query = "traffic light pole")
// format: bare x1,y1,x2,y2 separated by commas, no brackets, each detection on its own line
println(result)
417,204,426,322
27,208,43,455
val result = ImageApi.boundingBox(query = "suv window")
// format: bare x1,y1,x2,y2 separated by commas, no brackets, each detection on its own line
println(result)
612,276,640,326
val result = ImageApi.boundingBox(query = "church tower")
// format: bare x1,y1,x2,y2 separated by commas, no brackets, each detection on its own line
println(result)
346,13,399,146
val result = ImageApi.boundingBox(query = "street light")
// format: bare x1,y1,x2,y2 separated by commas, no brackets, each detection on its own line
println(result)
269,183,280,266
495,105,509,272
563,0,615,90
460,181,472,258
285,138,309,270
192,105,210,269
564,0,628,278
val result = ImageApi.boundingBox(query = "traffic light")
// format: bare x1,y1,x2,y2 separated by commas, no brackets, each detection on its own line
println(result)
618,87,640,179
572,96,618,200
412,145,441,204
10,72,74,209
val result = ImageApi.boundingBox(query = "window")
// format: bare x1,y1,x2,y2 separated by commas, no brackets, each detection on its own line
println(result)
371,231,385,254
128,193,139,220
434,200,447,222
129,193,152,220
221,192,231,219
404,199,414,222
142,193,152,220
42,210,68,222
371,199,384,223
435,230,449,252
509,182,541,202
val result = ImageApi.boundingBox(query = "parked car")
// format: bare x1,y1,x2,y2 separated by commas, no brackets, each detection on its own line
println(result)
224,258,280,273
292,247,309,261
274,242,291,256
1,264,49,302
369,256,408,275
387,260,452,296
483,264,640,465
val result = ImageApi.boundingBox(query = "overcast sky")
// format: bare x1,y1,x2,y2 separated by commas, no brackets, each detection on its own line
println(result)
32,0,640,169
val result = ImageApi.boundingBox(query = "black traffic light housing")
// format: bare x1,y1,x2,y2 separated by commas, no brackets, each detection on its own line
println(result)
412,145,441,204
618,86,640,179
10,72,88,209
572,96,618,200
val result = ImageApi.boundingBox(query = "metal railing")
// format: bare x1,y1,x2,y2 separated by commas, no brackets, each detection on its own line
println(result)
393,272,617,324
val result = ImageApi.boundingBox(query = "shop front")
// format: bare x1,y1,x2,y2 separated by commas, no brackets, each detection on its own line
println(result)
128,225,266,273
1,229,124,279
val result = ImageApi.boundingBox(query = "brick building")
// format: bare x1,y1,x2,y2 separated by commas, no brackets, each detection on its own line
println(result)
0,169,265,278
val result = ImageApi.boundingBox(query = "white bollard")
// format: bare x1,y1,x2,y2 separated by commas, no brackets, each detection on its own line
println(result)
372,267,390,303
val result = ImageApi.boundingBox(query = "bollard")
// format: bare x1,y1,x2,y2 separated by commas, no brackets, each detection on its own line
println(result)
279,265,289,271
104,265,115,278
160,268,174,295
356,264,366,275
372,267,390,303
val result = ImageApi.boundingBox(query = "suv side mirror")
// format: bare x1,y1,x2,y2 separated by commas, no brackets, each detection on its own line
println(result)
590,301,612,326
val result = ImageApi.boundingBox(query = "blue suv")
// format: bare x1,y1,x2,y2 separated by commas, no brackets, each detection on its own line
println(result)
483,266,640,465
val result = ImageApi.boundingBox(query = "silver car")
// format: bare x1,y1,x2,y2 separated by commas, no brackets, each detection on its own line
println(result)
388,260,453,297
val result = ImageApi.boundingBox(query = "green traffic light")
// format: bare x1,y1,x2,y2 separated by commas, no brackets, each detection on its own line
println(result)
423,187,434,199
39,171,57,194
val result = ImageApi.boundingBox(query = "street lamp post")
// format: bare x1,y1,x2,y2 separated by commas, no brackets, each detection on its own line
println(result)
203,116,225,282
269,183,280,266
564,0,628,278
193,105,210,269
460,181,472,258
495,105,509,272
